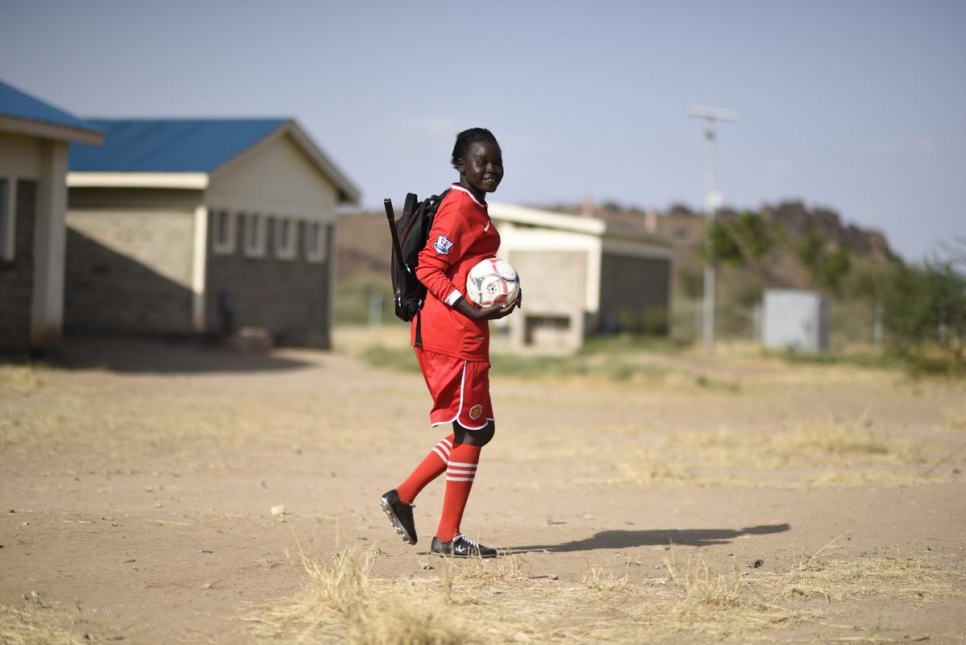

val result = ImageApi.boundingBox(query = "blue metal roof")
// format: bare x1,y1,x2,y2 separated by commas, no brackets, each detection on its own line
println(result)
0,79,103,135
69,119,288,172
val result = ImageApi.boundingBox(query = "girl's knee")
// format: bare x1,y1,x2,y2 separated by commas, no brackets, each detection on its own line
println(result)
453,421,495,447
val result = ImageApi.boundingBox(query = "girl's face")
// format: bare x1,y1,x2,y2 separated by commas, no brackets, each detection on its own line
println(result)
458,141,503,199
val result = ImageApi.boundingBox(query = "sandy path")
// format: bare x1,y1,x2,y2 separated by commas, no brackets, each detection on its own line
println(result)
1,333,965,644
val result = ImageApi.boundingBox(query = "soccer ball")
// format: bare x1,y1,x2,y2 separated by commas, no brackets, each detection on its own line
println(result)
466,258,521,307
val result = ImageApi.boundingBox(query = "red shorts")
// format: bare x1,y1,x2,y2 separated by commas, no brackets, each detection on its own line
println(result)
415,348,493,431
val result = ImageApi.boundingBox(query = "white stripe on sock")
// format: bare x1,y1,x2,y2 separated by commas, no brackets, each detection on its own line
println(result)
446,467,476,481
432,439,454,463
446,456,477,481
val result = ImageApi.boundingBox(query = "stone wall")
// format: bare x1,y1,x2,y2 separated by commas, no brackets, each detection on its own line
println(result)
64,209,195,333
205,218,332,348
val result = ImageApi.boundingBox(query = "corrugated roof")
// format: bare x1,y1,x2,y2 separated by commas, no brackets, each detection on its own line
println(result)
69,118,288,172
0,79,103,136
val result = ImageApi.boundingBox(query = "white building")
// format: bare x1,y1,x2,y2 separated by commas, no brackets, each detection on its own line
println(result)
489,203,674,352
0,79,104,351
762,289,829,353
66,118,360,348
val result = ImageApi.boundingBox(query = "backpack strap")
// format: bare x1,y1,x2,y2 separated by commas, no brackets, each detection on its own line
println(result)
412,188,450,349
414,309,423,348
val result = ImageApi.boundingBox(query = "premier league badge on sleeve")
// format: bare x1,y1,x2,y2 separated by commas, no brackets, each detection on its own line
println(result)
434,235,454,255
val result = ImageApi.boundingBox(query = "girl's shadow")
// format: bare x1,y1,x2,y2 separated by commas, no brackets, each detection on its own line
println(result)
510,523,791,553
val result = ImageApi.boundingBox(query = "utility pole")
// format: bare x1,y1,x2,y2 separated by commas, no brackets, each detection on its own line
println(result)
687,106,735,348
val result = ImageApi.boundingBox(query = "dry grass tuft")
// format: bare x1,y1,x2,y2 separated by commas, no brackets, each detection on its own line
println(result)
581,565,628,593
246,548,543,644
605,418,935,489
0,594,85,645
702,420,922,466
664,551,745,608
770,421,889,458
781,542,960,603
653,550,804,640
247,541,963,644
246,548,469,644
613,447,693,485
444,551,529,589
0,365,45,394
941,399,966,432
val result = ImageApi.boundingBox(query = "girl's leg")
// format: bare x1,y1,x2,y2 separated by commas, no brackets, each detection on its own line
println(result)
435,422,494,542
395,433,454,504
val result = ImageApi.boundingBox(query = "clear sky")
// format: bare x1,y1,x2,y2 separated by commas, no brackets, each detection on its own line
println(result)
2,0,963,262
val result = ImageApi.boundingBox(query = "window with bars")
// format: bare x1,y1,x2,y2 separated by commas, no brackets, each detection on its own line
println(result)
212,209,236,255
0,178,9,263
305,222,327,263
243,212,266,258
274,217,297,260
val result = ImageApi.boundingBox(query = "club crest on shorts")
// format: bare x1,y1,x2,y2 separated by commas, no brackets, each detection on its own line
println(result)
434,235,453,255
469,404,483,420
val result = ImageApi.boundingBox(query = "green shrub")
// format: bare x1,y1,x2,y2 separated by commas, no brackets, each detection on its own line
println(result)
879,258,966,374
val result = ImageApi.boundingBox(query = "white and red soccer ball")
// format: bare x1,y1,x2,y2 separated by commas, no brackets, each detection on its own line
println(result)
466,258,521,308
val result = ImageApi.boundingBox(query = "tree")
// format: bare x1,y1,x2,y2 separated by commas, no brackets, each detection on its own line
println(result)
879,252,966,373
708,220,744,267
730,211,772,261
820,249,852,291
706,210,772,269
796,228,852,293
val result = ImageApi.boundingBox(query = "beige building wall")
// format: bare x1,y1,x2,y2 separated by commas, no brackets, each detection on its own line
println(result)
67,188,207,332
504,249,590,351
1,131,72,347
506,249,589,314
492,220,596,351
64,206,197,333
0,131,44,176
67,209,195,288
498,225,600,310
0,131,43,268
207,134,339,222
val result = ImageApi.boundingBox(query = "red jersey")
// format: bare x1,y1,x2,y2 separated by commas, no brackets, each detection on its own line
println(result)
413,185,501,360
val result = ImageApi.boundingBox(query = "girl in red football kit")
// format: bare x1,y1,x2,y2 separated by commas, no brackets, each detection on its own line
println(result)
380,128,520,558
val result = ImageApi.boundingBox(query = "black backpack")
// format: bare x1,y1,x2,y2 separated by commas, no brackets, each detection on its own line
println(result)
383,189,451,325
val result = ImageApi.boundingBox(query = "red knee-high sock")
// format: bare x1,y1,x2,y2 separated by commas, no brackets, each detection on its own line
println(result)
395,434,454,505
436,443,481,542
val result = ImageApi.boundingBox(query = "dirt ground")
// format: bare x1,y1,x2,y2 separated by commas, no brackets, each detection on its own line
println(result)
1,330,965,644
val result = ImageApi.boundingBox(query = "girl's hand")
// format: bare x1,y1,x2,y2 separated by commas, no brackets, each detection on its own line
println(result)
455,290,522,321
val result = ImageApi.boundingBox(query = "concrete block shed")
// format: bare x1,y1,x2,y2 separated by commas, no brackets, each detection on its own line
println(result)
488,203,674,352
0,79,104,351
66,119,359,347
762,289,829,353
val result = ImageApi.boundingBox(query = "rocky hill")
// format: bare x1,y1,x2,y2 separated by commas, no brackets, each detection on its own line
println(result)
545,200,899,291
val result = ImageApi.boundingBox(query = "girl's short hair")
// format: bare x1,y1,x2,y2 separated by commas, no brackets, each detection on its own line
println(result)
451,128,499,169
